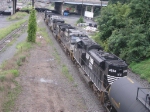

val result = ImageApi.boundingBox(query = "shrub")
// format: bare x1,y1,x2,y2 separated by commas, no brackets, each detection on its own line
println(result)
27,8,37,42
76,16,84,24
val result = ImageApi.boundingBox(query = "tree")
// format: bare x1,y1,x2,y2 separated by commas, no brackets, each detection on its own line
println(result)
109,0,130,4
96,0,150,63
27,8,37,42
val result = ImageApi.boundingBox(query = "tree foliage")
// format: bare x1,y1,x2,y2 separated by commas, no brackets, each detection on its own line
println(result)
109,0,130,4
96,0,150,63
27,8,37,42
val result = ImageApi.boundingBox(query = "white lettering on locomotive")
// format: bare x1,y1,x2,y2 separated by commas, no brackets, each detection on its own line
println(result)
109,69,116,73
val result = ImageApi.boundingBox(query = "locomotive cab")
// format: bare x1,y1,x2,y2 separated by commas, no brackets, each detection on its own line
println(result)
69,33,88,51
44,11,53,25
48,16,61,30
52,18,64,33
88,50,128,88
44,10,52,21
53,22,68,38
56,23,72,40
60,26,76,41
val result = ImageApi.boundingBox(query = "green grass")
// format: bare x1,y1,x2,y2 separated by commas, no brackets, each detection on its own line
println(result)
3,81,21,112
0,41,34,111
129,58,150,82
62,65,73,82
53,48,60,63
37,27,53,45
0,19,27,41
7,12,28,21
16,42,32,52
0,69,19,78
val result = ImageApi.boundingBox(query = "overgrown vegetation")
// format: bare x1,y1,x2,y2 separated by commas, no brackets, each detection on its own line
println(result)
129,59,150,82
62,65,73,82
27,8,37,42
7,12,28,21
53,48,60,64
37,27,53,45
0,19,27,41
0,41,32,111
95,0,150,64
94,0,150,81
76,16,84,24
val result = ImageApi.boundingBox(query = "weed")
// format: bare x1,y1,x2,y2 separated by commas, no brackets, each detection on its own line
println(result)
3,81,21,112
129,58,150,83
74,83,78,87
7,12,28,21
53,48,60,63
11,70,19,77
20,56,26,62
17,59,22,66
16,42,32,52
76,16,84,24
0,75,5,82
62,65,73,82
0,86,4,92
17,56,26,66
37,27,53,45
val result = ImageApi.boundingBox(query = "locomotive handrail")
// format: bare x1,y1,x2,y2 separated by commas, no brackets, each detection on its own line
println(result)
136,87,150,110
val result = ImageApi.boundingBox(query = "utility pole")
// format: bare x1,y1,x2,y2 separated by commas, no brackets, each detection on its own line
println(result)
32,0,34,8
13,0,17,14
81,0,83,16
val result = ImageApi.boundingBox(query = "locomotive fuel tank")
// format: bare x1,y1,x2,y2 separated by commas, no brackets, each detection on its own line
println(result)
109,77,150,112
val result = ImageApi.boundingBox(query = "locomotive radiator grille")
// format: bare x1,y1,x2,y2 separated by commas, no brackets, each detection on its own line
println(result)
107,75,121,85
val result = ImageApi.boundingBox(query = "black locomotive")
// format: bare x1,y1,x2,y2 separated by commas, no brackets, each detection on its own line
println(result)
43,10,150,112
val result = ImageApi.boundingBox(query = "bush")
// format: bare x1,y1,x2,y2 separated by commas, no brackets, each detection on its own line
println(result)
27,8,37,42
95,1,150,63
76,16,84,24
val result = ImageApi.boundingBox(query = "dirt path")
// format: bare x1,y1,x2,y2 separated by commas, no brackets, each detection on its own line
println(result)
14,13,103,112
14,38,86,112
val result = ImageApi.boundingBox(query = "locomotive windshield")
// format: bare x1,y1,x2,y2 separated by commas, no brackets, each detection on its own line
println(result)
70,36,79,44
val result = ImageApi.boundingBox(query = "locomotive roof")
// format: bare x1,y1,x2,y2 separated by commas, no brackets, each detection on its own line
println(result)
45,10,58,14
109,77,149,112
88,50,127,66
53,18,64,23
77,38,102,51
57,23,70,27
68,29,81,33
56,22,66,26
59,25,75,30
45,11,52,14
69,32,88,37
50,16,61,20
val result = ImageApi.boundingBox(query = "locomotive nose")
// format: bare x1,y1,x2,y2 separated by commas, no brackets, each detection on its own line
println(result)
118,68,123,73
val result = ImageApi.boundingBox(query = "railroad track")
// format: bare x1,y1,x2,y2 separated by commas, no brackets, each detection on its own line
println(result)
0,21,28,52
